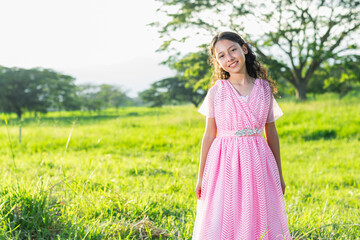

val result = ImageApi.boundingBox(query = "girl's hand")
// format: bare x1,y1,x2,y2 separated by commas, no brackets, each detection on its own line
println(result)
280,177,286,195
195,178,202,200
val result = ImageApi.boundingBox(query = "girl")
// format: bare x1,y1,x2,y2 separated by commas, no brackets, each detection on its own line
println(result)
192,31,292,239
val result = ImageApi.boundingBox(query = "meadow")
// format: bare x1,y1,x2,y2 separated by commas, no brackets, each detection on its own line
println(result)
0,92,359,239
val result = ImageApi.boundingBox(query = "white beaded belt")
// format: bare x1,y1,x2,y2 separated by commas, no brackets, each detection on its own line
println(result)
217,128,262,137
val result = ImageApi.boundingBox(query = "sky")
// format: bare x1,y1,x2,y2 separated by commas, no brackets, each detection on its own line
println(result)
0,0,268,98
0,0,194,98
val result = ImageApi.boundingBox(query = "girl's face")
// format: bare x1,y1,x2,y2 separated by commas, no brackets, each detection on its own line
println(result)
214,39,248,76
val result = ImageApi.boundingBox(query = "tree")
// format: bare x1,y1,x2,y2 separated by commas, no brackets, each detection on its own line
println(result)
109,87,129,108
167,45,213,93
151,0,360,100
139,45,215,108
0,66,79,119
30,68,80,111
139,76,205,107
77,84,130,111
322,55,360,97
98,84,129,108
139,83,168,107
77,84,104,112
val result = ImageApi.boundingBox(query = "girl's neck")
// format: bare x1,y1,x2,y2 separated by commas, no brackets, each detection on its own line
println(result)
228,73,253,86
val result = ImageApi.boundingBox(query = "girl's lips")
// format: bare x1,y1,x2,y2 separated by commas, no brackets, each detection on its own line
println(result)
228,61,238,67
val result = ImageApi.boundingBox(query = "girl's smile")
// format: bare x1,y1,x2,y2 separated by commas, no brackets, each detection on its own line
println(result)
228,60,238,68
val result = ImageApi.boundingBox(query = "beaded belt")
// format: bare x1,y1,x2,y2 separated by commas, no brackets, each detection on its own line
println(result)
217,128,262,137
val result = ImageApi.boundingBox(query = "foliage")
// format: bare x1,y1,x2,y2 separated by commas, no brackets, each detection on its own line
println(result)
307,55,360,97
322,55,360,97
0,66,78,119
0,65,134,118
139,76,205,107
77,84,134,111
76,84,130,112
169,44,213,92
151,0,360,100
139,46,213,107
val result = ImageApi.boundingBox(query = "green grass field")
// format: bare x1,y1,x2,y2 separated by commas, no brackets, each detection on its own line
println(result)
1,92,359,239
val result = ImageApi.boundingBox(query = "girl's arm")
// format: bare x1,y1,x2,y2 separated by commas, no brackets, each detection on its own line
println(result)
197,117,217,181
264,122,283,178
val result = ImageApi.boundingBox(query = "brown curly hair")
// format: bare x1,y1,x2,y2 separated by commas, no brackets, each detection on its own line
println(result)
208,31,278,95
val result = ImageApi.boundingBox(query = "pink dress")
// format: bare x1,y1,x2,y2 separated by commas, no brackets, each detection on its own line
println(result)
192,79,292,240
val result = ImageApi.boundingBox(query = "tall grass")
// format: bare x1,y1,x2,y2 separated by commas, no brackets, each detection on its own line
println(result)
2,113,16,172
0,93,359,239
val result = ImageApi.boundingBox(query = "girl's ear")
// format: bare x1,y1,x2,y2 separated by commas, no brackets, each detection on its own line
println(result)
242,44,248,55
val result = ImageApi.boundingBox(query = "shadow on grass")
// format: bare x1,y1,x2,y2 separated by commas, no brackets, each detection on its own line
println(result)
2,109,170,127
302,129,337,141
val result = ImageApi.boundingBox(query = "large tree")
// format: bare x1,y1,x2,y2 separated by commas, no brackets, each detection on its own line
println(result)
151,0,360,100
0,66,79,119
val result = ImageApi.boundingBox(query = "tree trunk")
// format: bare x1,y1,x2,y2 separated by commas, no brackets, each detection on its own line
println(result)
16,111,22,120
295,84,307,101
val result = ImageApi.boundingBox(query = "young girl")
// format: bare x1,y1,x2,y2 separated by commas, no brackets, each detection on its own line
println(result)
192,31,292,239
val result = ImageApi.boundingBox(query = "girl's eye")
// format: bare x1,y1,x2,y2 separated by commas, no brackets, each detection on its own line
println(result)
231,48,236,52
219,55,224,58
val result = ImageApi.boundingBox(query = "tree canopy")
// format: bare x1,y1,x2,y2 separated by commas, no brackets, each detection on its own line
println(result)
0,66,78,119
151,0,360,100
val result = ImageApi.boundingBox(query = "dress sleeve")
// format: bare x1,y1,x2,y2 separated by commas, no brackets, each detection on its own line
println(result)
198,84,217,118
266,94,284,123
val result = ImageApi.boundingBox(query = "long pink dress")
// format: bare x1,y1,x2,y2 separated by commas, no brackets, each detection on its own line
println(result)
192,78,292,240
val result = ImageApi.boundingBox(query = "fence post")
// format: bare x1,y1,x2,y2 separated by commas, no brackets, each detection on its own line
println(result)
19,126,22,143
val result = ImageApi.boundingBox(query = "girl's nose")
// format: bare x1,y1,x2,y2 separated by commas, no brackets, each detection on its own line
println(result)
226,53,234,62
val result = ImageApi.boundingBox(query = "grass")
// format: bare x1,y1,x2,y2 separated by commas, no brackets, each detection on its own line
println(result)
0,92,359,239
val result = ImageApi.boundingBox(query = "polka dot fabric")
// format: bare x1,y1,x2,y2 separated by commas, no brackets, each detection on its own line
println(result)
193,79,292,239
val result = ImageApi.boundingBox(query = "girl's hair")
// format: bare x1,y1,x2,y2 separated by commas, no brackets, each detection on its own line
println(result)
208,31,278,95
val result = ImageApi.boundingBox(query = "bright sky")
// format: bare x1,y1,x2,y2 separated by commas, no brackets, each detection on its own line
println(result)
0,0,266,98
0,0,185,97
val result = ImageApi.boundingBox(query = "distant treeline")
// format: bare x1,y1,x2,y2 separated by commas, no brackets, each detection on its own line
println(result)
0,66,142,119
